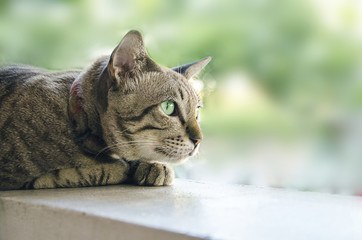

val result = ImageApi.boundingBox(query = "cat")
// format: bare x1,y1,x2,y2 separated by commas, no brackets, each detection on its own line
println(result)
0,30,211,190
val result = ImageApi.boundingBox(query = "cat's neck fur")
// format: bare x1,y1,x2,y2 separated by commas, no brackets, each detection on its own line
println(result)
69,56,116,159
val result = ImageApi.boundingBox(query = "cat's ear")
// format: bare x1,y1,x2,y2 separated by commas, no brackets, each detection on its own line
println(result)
172,57,212,80
108,30,148,84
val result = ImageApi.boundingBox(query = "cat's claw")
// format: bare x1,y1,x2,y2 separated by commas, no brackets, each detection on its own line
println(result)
129,160,174,186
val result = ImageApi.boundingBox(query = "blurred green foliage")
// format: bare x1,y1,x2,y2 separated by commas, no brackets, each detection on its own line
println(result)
1,0,361,142
1,0,361,101
1,0,362,192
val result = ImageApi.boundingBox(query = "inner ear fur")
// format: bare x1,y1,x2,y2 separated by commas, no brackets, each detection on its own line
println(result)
110,30,146,76
95,30,161,111
108,30,160,88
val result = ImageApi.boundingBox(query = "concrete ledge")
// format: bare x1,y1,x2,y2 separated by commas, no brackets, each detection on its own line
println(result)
1,179,362,240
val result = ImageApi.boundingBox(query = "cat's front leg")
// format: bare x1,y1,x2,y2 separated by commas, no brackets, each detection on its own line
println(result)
128,160,174,186
26,161,129,189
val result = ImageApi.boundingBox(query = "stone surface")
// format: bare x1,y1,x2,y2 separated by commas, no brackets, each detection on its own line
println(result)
0,179,362,240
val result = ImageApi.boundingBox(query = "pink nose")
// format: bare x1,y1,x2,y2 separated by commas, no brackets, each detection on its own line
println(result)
190,137,201,146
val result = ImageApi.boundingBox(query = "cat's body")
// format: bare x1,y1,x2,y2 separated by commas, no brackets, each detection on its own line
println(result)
0,66,83,189
0,30,210,190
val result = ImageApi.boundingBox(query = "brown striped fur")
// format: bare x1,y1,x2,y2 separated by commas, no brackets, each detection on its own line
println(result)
0,30,210,190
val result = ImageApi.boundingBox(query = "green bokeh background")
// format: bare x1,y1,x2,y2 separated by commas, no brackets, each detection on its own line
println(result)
1,0,362,194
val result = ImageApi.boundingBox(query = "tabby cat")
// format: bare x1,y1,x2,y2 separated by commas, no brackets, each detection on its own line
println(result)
0,30,211,190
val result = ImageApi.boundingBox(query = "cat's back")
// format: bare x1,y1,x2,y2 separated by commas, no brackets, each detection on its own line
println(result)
0,64,79,101
0,65,82,189
0,65,41,105
0,64,80,128
0,64,79,96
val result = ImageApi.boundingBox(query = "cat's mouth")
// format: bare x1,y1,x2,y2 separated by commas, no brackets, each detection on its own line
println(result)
188,144,200,157
154,146,195,163
148,136,200,163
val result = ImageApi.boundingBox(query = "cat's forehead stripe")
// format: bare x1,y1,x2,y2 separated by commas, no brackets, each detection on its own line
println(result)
178,89,184,101
175,77,197,103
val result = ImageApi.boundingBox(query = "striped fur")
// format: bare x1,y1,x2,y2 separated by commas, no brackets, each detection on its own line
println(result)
0,30,210,190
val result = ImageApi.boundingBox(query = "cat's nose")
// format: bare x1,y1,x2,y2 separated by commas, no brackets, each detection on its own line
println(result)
187,119,202,146
190,136,202,146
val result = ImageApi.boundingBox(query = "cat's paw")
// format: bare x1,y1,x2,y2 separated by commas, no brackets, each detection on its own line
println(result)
129,160,174,186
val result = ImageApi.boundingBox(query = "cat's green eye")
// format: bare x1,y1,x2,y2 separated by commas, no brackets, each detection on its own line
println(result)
161,100,175,116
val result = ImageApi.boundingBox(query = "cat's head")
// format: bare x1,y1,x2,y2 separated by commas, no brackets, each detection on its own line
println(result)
95,30,211,163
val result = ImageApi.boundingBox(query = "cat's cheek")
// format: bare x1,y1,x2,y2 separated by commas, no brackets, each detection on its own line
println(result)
136,147,161,162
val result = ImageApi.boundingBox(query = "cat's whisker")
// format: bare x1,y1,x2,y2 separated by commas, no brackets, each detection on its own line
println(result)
98,141,155,151
96,139,161,157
